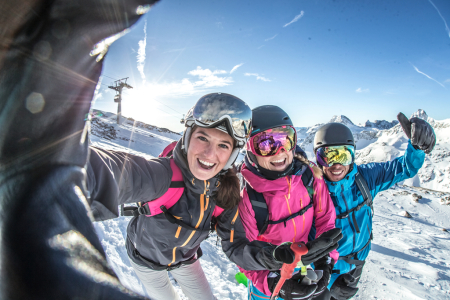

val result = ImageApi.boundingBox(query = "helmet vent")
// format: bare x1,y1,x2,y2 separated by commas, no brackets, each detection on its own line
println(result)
317,142,322,145
283,117,289,120
347,140,353,142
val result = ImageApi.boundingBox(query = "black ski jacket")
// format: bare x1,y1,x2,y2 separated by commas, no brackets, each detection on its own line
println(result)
87,141,284,271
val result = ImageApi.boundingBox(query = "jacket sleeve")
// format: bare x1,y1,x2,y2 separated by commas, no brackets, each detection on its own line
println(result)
86,146,172,219
358,141,425,199
311,173,339,262
215,190,282,296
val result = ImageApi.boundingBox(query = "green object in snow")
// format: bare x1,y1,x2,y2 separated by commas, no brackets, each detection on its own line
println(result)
235,272,248,287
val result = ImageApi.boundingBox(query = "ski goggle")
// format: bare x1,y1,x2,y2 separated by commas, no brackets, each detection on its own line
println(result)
249,126,297,157
184,93,252,146
316,145,355,167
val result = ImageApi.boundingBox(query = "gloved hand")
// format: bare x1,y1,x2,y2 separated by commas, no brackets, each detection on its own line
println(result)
397,112,436,154
330,273,359,300
312,255,335,296
267,271,317,300
273,228,342,265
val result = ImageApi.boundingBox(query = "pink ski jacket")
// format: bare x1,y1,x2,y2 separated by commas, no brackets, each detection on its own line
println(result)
238,160,338,296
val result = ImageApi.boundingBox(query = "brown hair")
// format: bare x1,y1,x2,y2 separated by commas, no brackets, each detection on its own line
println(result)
213,166,241,210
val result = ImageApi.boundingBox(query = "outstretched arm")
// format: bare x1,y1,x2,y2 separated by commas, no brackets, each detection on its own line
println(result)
87,146,172,219
358,141,425,197
358,113,435,198
0,0,159,298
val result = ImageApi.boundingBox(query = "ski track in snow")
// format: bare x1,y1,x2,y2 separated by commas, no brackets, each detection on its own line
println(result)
92,110,450,299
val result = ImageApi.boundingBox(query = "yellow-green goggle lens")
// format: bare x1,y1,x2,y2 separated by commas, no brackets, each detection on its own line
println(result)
316,145,355,167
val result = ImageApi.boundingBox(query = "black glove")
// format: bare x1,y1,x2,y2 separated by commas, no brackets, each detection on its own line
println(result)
274,228,343,265
397,112,436,154
267,272,317,300
312,255,335,296
330,273,359,300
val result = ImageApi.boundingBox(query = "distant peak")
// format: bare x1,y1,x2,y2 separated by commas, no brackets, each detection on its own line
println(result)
329,115,354,125
410,109,428,120
364,119,398,130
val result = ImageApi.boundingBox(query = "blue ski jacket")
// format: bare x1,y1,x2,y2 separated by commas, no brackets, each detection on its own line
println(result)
326,142,425,288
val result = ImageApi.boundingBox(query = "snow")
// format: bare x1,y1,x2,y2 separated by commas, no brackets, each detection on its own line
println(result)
92,109,450,299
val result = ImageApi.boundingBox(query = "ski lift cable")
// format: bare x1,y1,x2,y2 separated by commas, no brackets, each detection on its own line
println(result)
102,74,119,81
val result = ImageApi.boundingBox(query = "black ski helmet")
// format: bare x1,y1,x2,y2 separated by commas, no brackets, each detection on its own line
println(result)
313,123,355,154
246,105,297,179
250,105,293,137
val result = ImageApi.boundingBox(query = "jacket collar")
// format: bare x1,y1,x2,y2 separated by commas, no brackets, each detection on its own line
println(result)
242,157,307,194
173,141,219,195
324,163,358,193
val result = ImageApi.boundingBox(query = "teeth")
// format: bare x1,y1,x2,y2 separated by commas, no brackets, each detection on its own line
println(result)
332,171,343,175
199,159,215,167
272,159,284,163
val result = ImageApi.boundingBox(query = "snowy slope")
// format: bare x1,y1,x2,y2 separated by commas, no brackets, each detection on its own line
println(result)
297,110,450,193
89,109,181,159
91,109,450,300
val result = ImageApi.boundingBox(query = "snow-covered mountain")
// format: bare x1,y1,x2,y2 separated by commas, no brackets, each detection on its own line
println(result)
89,109,181,159
297,109,450,192
91,109,450,300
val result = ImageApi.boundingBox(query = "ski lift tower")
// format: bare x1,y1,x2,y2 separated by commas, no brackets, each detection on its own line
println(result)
108,77,133,124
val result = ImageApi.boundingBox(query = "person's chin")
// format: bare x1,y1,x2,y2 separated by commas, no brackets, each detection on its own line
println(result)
268,157,288,171
193,164,219,180
327,170,346,181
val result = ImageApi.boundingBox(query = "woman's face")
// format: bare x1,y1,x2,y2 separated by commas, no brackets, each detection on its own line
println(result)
187,127,234,180
255,147,294,172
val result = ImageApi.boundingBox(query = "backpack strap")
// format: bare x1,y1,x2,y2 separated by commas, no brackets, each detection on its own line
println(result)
247,165,315,236
212,206,224,217
298,165,314,200
338,232,373,266
122,159,185,217
336,172,373,220
246,183,270,236
336,172,374,262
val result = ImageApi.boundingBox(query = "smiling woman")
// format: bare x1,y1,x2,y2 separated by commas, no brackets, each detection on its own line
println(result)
187,127,234,180
238,105,341,300
86,93,294,300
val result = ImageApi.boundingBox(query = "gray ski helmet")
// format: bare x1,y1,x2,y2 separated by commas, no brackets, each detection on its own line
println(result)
182,92,252,170
313,123,355,153
250,105,293,137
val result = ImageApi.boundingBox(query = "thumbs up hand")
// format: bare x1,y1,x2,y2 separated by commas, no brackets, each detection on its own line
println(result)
397,112,436,154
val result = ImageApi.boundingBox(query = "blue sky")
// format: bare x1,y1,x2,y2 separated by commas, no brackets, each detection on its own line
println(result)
93,0,450,132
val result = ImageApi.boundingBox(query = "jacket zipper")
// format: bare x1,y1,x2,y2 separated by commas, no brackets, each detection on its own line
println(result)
317,180,323,213
341,184,356,253
168,180,207,266
204,181,210,211
230,208,239,242
301,199,305,234
285,177,297,243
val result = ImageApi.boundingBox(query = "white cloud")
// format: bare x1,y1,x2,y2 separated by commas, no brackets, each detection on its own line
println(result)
356,87,369,93
245,73,271,82
127,66,233,101
230,63,244,74
187,67,230,88
410,63,445,88
137,20,147,81
265,34,278,41
283,11,304,27
444,79,450,84
427,0,450,39
257,45,265,50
